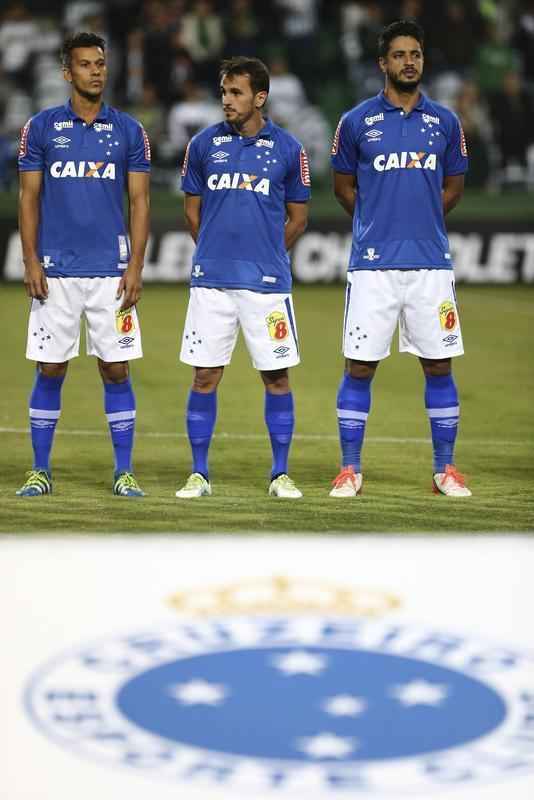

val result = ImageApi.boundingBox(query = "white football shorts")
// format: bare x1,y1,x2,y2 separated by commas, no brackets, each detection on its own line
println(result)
26,276,142,363
342,269,464,361
180,287,300,370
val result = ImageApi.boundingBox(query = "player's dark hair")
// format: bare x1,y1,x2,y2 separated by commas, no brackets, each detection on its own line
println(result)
219,56,270,97
378,19,424,58
60,32,106,69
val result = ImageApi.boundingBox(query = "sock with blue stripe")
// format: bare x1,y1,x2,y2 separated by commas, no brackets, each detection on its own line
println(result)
336,374,371,471
187,390,217,480
265,391,294,479
425,373,459,472
29,370,65,471
104,379,136,474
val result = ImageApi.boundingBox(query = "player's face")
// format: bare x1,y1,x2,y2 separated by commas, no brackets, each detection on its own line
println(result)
220,73,267,130
65,46,107,100
380,36,424,92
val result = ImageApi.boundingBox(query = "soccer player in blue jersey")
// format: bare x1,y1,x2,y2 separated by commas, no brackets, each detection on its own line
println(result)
176,56,310,499
330,19,471,498
16,32,150,497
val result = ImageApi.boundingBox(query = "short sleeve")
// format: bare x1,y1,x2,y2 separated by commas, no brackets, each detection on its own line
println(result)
284,143,311,202
18,117,44,171
127,121,151,172
181,136,204,195
331,114,358,174
444,113,468,176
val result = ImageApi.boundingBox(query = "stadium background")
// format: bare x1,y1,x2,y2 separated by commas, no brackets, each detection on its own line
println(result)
0,0,533,535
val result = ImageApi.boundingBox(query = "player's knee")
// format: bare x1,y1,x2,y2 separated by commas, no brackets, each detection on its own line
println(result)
193,367,223,392
420,358,451,377
38,362,68,378
99,360,129,384
261,369,289,393
347,360,378,380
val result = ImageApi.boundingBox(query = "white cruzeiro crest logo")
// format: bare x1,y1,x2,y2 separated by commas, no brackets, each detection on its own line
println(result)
256,138,274,149
363,248,380,261
24,578,534,797
211,150,230,163
422,113,440,125
54,120,73,131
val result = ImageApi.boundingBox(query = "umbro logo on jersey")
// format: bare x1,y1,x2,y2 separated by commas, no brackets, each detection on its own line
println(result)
50,161,116,179
211,150,229,162
365,112,384,126
207,172,270,195
374,152,437,171
53,136,71,147
365,129,383,140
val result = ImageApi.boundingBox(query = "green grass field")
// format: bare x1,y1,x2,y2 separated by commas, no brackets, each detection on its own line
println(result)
0,283,532,533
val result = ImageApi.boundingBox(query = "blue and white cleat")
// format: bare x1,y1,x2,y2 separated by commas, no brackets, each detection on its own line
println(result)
175,473,212,498
16,469,52,496
113,472,145,497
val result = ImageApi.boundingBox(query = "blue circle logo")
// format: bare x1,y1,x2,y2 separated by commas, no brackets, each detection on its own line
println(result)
25,617,534,796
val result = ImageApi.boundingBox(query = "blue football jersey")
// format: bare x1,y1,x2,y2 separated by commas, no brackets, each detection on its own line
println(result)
181,119,311,293
331,91,468,271
18,101,151,277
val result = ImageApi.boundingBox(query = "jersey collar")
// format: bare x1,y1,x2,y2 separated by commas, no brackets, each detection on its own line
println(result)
221,117,274,141
63,99,110,121
378,89,428,113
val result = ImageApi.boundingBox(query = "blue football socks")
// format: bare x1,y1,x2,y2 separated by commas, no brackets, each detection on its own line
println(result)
104,378,136,474
29,370,65,471
187,390,217,480
425,373,459,472
265,391,294,479
336,374,372,471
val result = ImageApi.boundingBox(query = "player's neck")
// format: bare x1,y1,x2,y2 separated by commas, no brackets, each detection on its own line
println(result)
232,113,265,139
70,91,104,124
384,84,421,114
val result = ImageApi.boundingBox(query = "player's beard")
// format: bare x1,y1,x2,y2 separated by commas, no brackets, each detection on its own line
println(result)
387,71,421,94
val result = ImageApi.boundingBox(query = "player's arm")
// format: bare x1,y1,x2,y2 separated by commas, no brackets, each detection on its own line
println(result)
184,193,202,243
19,170,48,299
333,171,357,218
118,171,150,310
442,174,464,216
285,201,308,250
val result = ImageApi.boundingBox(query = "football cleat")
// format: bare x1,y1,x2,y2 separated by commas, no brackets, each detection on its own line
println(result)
329,465,362,497
113,472,145,497
268,474,303,498
433,464,472,497
16,469,52,496
175,472,212,498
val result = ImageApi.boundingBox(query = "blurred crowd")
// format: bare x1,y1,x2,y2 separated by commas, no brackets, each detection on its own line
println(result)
1,0,534,192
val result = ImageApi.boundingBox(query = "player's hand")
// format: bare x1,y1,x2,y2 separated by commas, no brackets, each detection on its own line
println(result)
23,259,48,300
117,263,143,311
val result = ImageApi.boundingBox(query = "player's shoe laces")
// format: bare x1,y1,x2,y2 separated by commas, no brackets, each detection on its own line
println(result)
268,474,303,498
113,472,145,497
329,465,362,497
16,469,52,496
175,473,212,498
432,464,472,497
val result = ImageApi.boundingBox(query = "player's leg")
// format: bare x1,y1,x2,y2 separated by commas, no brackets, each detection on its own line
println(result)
331,271,400,497
85,277,144,496
236,290,301,497
18,277,82,496
177,288,237,497
401,270,470,496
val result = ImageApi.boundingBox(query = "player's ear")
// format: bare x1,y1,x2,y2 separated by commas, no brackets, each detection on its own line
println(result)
378,57,386,75
63,67,72,84
255,91,268,109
